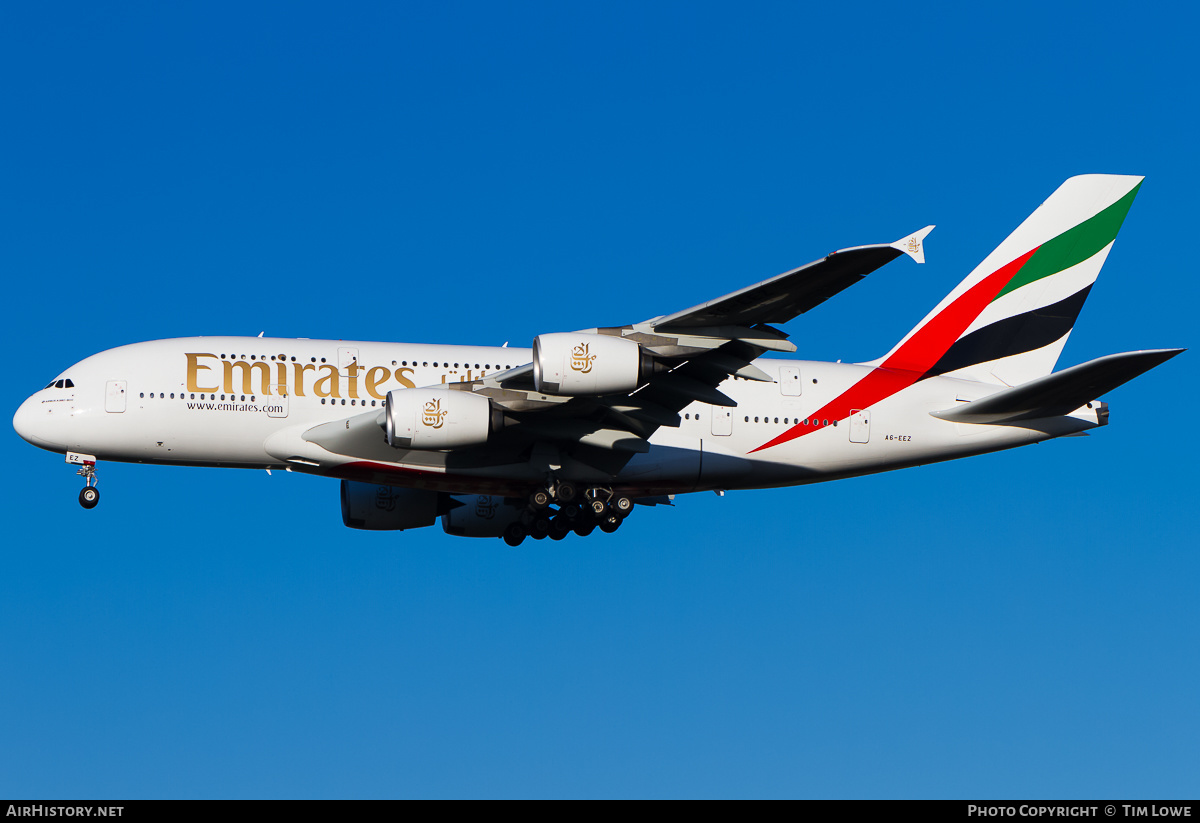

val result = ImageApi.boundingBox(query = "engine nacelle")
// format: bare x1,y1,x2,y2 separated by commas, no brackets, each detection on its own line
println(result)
532,332,648,395
340,481,444,531
441,494,524,537
385,387,497,449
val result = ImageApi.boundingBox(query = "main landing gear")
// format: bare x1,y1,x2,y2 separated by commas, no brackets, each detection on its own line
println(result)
69,452,100,509
503,483,635,547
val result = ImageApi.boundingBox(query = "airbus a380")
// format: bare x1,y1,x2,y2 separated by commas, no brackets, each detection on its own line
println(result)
13,175,1182,545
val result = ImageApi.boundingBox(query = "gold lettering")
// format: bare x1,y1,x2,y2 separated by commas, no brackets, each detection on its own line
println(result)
395,367,416,389
186,353,221,393
276,361,288,389
292,362,315,396
365,366,391,399
313,364,341,398
345,362,362,399
223,360,271,395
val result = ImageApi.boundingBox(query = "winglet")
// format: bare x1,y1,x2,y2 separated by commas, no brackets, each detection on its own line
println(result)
890,225,935,264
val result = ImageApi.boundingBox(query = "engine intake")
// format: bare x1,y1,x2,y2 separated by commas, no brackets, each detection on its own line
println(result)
385,388,498,450
532,332,649,396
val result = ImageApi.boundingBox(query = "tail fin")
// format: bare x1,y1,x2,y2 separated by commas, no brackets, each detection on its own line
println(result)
871,174,1143,386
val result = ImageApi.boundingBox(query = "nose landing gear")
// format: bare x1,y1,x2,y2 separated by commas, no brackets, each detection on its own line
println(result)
67,452,100,509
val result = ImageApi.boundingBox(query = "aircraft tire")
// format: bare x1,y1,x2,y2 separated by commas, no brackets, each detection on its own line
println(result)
588,499,607,518
557,482,578,503
503,524,526,547
529,489,551,510
79,487,99,509
599,514,621,534
573,522,595,538
612,496,634,518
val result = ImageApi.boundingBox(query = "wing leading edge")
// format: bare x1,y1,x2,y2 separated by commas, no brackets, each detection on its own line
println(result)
647,226,933,331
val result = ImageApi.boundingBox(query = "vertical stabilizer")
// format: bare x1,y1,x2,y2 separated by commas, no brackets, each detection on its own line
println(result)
870,174,1143,386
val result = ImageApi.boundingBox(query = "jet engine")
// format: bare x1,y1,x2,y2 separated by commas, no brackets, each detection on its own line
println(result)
532,332,650,395
441,494,524,537
340,481,447,530
385,388,499,449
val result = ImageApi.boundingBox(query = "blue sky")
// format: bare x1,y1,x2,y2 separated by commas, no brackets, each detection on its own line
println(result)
2,1,1196,798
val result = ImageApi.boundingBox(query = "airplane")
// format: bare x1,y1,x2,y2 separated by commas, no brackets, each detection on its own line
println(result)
12,174,1183,546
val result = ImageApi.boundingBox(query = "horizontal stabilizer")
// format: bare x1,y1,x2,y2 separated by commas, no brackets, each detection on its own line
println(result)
931,348,1184,424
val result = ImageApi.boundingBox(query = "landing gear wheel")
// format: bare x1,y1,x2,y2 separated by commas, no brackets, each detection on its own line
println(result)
530,515,551,540
503,523,526,547
557,482,578,503
612,495,634,518
588,499,608,518
573,522,596,538
549,524,569,541
559,502,581,520
529,489,551,510
599,514,621,534
79,487,100,509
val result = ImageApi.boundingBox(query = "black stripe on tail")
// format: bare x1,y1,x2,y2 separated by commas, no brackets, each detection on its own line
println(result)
924,285,1093,379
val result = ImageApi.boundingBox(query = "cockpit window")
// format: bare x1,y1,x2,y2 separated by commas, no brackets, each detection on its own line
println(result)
43,379,74,389
44,381,55,389
63,379,74,388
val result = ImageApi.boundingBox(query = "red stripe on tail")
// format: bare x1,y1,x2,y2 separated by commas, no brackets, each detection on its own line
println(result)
749,247,1039,454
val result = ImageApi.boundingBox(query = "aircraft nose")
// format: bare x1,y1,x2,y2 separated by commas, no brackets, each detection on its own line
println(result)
13,394,58,451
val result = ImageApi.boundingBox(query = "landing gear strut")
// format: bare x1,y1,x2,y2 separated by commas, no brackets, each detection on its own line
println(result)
70,453,100,509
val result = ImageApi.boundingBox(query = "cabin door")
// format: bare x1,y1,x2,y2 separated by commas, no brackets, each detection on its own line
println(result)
849,409,870,444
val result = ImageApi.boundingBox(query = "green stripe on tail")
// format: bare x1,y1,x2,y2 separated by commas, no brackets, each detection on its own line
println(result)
995,181,1142,300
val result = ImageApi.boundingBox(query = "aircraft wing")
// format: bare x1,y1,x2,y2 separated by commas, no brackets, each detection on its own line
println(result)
305,228,932,465
646,225,933,331
450,229,932,450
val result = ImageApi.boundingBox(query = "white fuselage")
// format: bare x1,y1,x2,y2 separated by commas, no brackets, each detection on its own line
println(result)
13,336,1103,498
